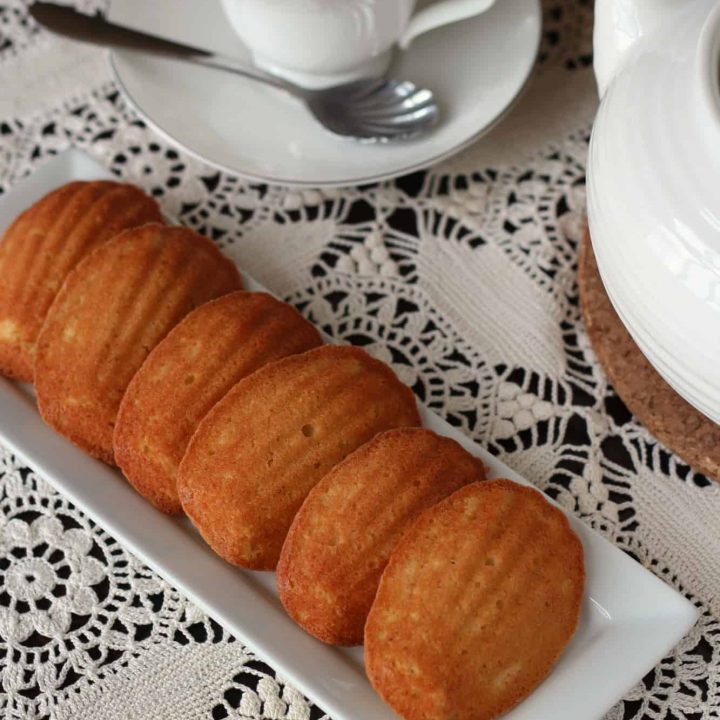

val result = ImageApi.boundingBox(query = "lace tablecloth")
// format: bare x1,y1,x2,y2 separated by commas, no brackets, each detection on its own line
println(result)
1,1,718,718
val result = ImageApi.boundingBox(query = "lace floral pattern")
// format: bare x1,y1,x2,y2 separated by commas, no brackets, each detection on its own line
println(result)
1,0,718,719
0,0,108,62
0,452,241,719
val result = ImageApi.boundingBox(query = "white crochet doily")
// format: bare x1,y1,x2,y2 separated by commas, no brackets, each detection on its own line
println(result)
0,1,718,719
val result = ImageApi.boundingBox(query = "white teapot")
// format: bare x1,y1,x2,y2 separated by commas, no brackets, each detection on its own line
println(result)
587,0,720,424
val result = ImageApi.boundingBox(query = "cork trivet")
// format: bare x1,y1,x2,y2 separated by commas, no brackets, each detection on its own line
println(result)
579,228,720,482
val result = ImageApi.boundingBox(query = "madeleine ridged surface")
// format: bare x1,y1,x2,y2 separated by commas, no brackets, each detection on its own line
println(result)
365,480,585,720
114,291,323,514
35,224,242,464
178,345,421,570
0,181,162,381
277,428,486,645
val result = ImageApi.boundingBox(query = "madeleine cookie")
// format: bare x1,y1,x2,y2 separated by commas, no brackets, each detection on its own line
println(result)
35,224,242,463
178,345,421,570
0,181,162,381
277,428,486,645
114,291,323,514
365,479,585,720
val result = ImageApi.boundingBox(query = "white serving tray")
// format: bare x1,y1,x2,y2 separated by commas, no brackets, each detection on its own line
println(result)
0,149,698,720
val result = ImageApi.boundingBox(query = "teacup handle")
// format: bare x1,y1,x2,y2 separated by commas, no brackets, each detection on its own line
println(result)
399,0,496,49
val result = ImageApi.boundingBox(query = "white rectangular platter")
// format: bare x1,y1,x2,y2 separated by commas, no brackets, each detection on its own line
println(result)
0,150,698,720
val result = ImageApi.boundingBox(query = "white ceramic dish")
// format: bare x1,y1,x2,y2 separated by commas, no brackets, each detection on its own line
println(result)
0,150,699,720
106,0,541,187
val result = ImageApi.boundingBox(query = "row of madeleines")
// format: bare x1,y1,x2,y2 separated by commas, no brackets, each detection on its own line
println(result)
0,180,585,720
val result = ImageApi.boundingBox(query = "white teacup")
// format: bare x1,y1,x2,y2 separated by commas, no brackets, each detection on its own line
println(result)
220,0,496,88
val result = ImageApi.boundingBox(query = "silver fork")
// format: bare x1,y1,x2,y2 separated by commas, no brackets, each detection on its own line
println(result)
29,2,440,142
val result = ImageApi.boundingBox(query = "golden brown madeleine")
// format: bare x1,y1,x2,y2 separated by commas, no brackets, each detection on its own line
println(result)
114,291,323,515
0,181,163,381
35,224,242,464
178,345,421,570
277,428,486,645
365,479,585,720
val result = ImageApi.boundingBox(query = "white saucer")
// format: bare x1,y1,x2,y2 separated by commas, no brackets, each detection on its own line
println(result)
108,0,541,187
